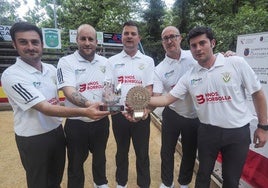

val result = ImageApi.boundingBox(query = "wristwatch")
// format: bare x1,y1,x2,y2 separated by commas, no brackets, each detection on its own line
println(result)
257,124,268,131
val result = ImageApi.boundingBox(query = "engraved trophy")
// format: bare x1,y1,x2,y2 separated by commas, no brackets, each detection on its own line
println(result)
126,85,151,119
100,81,124,112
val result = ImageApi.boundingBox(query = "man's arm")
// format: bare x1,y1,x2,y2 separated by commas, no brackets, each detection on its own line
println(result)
145,84,153,96
147,92,162,112
33,100,110,120
61,86,91,107
149,93,178,107
252,89,268,148
252,90,268,125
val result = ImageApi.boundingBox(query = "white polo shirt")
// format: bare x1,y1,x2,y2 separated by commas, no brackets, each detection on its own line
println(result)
153,50,197,118
57,51,112,122
170,53,261,128
1,58,62,136
108,50,155,106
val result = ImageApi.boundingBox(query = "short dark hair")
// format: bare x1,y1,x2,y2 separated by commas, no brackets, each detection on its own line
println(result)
10,22,43,43
187,26,215,44
123,20,140,34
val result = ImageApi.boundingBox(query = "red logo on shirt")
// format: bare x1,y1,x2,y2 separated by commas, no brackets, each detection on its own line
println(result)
196,94,205,104
79,81,103,92
117,75,142,84
196,92,232,104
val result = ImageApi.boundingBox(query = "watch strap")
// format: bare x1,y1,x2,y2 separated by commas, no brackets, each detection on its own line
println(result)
257,124,268,131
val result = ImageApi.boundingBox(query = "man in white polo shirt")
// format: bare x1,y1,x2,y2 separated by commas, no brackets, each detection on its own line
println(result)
149,26,268,188
2,22,109,188
108,20,155,188
57,24,111,188
153,26,235,188
153,26,199,188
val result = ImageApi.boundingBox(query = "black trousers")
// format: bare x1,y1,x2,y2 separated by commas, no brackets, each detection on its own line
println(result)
161,106,199,186
64,117,109,188
15,125,66,188
111,113,151,188
195,123,251,188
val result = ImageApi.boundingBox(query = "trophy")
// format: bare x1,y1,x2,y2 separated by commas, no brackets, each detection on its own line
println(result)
100,81,124,112
126,85,151,119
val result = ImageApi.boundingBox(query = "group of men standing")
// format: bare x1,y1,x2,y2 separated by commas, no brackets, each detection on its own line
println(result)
2,20,268,188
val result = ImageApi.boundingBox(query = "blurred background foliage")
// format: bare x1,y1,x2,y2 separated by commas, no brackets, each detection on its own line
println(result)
1,0,267,65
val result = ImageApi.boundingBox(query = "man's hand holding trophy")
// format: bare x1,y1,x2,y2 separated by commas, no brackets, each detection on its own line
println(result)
124,85,151,121
100,81,124,112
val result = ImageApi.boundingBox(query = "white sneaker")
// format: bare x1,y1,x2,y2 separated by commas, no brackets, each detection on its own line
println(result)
116,184,127,188
159,182,174,188
94,183,109,188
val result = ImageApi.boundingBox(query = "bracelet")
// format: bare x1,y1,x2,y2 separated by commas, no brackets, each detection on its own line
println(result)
257,124,268,131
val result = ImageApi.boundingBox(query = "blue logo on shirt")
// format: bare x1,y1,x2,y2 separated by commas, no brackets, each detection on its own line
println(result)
165,70,174,79
190,78,202,86
33,82,41,88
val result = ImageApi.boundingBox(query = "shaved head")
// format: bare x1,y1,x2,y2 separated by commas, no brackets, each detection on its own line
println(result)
161,26,180,37
77,24,97,39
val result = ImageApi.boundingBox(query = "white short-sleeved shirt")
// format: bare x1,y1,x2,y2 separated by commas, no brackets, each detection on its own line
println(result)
1,58,62,136
170,53,261,128
57,51,112,122
108,50,155,106
153,50,197,118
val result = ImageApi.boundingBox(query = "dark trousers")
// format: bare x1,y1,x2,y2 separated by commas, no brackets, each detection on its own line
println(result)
161,107,199,186
195,123,251,188
64,117,109,188
111,113,151,188
15,125,66,188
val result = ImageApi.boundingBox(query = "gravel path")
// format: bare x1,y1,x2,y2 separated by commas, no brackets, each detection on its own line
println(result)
0,110,194,188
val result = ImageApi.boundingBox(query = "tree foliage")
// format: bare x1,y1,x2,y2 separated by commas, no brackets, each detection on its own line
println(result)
1,0,268,57
0,0,21,25
173,0,268,52
22,0,47,26
141,0,166,64
56,0,140,32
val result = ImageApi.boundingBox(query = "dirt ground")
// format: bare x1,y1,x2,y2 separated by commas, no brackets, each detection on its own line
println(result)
0,110,195,188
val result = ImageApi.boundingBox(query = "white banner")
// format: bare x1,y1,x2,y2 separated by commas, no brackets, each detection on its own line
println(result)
69,29,77,43
236,32,268,187
236,32,268,104
69,30,103,45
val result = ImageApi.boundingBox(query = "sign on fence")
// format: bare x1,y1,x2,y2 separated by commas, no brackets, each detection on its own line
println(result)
0,25,11,41
42,28,61,49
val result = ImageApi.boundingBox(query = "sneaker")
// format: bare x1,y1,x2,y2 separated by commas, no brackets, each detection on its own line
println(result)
94,183,109,188
116,184,127,188
159,182,174,188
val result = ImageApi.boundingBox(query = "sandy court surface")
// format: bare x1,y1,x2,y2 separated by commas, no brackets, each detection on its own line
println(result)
0,110,195,188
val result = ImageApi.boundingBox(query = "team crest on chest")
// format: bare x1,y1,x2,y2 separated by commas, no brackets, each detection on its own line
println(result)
138,63,145,70
222,72,231,82
100,66,106,73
